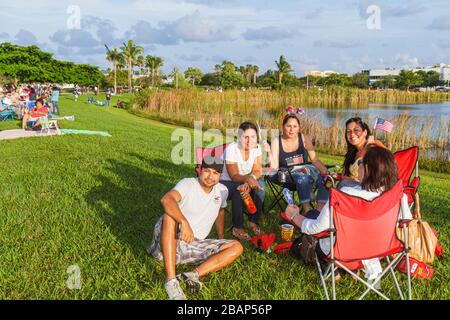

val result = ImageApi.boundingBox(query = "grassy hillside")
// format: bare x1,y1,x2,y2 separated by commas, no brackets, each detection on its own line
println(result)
0,94,448,299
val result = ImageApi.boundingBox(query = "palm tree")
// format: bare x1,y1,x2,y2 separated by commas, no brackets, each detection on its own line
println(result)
145,55,164,87
252,65,259,84
275,55,292,84
106,47,125,95
120,40,144,93
116,59,125,71
170,66,179,89
136,55,145,76
214,64,223,85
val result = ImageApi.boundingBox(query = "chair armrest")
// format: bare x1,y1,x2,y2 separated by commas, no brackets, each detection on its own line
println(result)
312,229,335,239
410,176,420,189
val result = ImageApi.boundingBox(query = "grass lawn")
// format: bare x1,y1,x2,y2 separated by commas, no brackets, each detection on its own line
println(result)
0,94,448,300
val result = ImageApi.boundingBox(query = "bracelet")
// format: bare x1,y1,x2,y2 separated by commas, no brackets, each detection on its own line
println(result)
251,174,257,180
290,212,299,222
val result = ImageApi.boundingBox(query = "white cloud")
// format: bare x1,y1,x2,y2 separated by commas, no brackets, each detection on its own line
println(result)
242,26,301,41
14,29,38,46
172,11,234,42
314,40,364,49
427,15,450,30
395,53,420,68
125,11,234,45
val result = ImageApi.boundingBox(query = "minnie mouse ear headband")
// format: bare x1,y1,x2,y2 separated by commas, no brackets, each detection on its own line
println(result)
286,105,305,115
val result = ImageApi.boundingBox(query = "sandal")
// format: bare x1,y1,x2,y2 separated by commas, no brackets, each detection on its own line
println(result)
232,228,252,241
248,222,262,236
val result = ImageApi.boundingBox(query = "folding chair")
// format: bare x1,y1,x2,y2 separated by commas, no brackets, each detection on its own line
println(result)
0,108,15,123
265,163,340,212
28,101,36,109
194,143,228,177
393,146,420,207
39,116,61,135
265,169,297,212
315,179,412,300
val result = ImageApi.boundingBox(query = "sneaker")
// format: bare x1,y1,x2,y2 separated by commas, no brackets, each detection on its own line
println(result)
165,278,186,300
177,271,203,293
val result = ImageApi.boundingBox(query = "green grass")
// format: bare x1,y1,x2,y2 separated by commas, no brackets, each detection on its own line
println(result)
0,94,448,300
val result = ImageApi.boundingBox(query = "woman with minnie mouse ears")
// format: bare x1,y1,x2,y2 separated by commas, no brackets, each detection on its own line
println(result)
264,106,329,213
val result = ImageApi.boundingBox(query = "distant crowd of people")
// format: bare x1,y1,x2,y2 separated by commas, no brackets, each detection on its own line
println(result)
0,83,61,121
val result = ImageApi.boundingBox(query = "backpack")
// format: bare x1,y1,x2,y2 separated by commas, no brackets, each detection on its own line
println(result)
289,233,318,265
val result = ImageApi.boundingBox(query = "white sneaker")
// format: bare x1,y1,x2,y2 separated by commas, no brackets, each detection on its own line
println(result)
177,271,203,293
165,278,186,300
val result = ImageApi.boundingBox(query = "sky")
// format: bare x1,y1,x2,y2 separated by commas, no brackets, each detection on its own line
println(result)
1,0,450,76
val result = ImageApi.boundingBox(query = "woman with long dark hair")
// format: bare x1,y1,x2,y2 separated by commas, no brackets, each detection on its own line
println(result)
285,146,412,278
340,117,385,187
220,121,266,241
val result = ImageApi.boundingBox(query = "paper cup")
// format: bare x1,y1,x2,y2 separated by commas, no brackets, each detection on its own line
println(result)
280,224,295,242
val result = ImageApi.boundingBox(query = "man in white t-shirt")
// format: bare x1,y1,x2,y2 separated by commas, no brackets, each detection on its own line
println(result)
148,156,243,300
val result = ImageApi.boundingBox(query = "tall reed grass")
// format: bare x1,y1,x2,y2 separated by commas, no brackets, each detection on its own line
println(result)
131,88,450,171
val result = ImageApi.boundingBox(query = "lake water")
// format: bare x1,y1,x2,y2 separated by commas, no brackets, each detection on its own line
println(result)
304,101,450,139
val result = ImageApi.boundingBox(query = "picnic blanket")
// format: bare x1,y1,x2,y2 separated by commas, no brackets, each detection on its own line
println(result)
60,129,112,137
0,129,111,140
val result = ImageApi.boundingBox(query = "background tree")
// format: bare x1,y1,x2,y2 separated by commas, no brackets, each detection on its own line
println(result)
136,55,145,76
214,64,222,86
105,47,125,94
199,72,220,86
216,61,247,89
145,55,164,87
256,69,277,87
0,42,103,85
396,70,422,90
351,72,369,89
275,55,292,84
184,67,203,86
120,40,143,93
318,73,351,87
416,70,443,87
250,64,259,84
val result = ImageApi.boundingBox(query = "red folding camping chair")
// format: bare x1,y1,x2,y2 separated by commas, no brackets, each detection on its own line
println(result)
195,143,228,177
393,146,420,207
315,179,412,300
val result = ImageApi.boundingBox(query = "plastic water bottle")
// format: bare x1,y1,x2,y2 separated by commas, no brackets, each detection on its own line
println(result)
283,188,294,205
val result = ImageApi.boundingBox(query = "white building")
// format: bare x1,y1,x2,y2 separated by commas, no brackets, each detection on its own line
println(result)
305,70,338,77
369,63,450,85
368,69,400,84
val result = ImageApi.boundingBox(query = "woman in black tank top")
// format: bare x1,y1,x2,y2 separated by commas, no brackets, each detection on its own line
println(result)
278,132,308,168
265,114,329,212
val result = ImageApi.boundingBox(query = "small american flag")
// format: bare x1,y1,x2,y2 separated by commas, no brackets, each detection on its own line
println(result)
374,118,394,133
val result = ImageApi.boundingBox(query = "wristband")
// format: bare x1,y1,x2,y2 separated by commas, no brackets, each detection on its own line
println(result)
290,212,299,222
